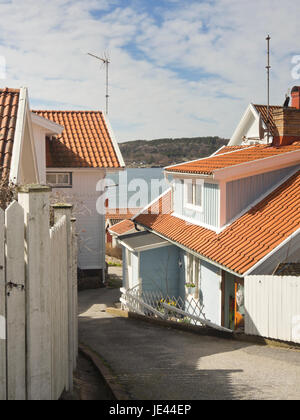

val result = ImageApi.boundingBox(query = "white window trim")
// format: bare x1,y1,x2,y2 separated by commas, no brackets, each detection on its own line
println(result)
185,253,201,299
46,172,72,188
183,178,204,212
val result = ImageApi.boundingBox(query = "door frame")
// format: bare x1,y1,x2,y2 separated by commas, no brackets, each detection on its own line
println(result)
221,271,245,330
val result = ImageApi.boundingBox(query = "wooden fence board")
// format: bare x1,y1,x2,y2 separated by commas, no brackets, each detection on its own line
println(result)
246,275,300,344
5,201,26,400
0,210,6,400
18,189,52,400
0,188,77,400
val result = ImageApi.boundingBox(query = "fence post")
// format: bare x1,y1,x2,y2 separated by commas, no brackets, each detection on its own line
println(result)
0,209,6,400
52,204,74,392
18,185,52,400
5,201,26,400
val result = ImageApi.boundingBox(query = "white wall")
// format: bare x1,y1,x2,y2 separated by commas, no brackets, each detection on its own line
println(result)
200,260,222,325
32,124,47,184
245,275,300,343
18,119,39,184
173,178,220,229
51,170,106,270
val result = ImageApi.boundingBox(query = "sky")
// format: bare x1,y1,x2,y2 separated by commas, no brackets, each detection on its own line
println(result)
0,0,300,142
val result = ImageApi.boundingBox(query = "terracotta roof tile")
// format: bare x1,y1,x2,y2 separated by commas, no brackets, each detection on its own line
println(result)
135,170,300,275
109,219,136,236
166,143,300,174
33,110,124,169
253,104,284,136
106,208,142,221
214,145,252,155
0,88,20,179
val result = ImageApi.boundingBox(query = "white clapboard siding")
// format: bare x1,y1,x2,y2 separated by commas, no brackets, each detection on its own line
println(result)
245,275,300,343
0,210,6,401
60,170,106,270
5,201,26,400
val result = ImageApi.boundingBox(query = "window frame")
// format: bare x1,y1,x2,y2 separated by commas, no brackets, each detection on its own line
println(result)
185,253,201,299
184,178,204,212
46,172,73,188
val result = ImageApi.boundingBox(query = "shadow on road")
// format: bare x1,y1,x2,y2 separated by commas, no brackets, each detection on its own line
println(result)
79,296,255,400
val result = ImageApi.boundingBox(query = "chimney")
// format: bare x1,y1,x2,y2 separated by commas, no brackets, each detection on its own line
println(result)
291,86,300,110
273,106,300,146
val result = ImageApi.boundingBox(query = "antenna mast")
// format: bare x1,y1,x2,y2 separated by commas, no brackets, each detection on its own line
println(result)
266,35,271,144
88,52,110,115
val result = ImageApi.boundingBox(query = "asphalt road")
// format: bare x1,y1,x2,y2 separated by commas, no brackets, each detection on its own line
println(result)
78,287,300,400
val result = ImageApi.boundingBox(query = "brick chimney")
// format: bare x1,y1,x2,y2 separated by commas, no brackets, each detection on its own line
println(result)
272,89,300,146
291,86,300,109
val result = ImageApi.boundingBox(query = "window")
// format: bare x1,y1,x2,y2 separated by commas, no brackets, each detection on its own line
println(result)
184,179,203,210
186,254,200,298
46,172,72,187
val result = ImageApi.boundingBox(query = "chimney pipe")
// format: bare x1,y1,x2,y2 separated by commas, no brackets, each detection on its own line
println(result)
291,86,300,110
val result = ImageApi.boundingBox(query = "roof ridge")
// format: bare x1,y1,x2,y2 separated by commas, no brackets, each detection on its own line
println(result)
32,109,104,114
253,104,283,108
0,87,20,93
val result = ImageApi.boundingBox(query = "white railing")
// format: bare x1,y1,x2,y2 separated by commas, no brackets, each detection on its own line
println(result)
121,286,233,333
0,186,78,400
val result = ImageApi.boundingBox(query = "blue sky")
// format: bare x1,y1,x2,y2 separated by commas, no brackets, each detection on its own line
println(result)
0,0,300,142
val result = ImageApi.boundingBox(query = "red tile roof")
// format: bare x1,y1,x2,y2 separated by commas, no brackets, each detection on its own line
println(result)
214,145,252,155
0,88,20,179
253,105,284,136
33,110,124,169
166,143,300,175
135,170,300,275
109,219,136,236
106,208,143,221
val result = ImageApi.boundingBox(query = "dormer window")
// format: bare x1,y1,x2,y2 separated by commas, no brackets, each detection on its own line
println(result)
184,179,203,211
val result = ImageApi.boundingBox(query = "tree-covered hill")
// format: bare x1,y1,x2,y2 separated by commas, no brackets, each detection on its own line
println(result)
119,136,228,167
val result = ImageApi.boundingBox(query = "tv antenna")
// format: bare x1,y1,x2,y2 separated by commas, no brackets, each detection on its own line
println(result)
266,35,271,144
88,52,110,115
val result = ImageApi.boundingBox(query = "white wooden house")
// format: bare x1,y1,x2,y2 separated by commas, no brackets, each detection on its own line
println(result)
0,87,125,282
115,86,300,342
31,109,125,281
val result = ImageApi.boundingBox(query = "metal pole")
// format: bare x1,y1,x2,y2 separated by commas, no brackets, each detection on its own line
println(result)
106,61,109,115
266,35,271,144
88,53,110,115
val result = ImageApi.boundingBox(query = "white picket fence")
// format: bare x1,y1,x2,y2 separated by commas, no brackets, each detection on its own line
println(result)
0,185,78,400
245,275,300,344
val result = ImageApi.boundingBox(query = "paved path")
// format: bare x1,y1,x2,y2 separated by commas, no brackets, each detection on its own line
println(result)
78,288,300,400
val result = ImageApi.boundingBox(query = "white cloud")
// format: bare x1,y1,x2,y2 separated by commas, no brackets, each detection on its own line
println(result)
0,0,299,142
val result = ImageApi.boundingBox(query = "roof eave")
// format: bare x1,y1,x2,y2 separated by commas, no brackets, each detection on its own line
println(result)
134,220,244,278
212,150,300,182
31,112,64,134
